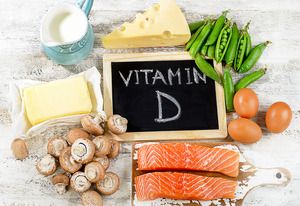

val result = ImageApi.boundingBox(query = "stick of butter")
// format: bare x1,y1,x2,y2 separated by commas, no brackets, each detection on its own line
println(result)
23,76,92,126
102,0,191,49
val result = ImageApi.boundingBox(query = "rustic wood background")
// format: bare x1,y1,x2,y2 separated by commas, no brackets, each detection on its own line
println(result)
0,0,299,205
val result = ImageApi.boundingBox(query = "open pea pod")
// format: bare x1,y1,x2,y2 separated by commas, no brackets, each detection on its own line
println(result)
215,19,232,63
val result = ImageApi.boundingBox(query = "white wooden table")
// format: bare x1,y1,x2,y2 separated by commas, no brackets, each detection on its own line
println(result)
0,0,299,205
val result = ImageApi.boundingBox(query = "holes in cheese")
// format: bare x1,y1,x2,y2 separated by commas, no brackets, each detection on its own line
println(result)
102,0,190,49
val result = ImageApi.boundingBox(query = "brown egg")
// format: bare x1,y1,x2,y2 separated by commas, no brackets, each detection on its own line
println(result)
228,118,262,144
233,88,259,119
266,102,292,133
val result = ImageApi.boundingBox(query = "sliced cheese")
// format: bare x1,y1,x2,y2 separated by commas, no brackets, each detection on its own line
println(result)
23,76,92,126
102,0,191,49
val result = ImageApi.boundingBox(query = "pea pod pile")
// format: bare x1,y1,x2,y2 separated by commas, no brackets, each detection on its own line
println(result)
187,10,271,112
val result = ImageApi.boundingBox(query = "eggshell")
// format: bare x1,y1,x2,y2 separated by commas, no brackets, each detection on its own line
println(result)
228,118,262,144
266,101,292,133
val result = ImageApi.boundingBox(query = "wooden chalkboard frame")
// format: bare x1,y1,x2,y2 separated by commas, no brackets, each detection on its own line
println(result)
103,52,227,141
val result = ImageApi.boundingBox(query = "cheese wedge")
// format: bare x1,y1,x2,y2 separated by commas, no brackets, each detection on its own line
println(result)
23,76,92,126
102,0,191,49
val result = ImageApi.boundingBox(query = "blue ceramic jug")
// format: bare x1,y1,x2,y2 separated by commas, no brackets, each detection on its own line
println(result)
41,0,94,65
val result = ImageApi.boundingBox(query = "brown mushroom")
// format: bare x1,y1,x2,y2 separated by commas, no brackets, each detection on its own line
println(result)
107,115,128,135
11,138,27,159
52,174,69,195
59,147,82,173
66,128,91,144
81,191,103,206
71,138,95,164
84,162,105,183
92,156,110,171
81,114,106,136
107,139,120,159
36,155,57,176
92,136,111,157
96,172,120,195
70,172,91,193
47,137,68,157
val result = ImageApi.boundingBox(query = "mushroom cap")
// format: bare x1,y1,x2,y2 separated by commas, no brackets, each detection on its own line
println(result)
107,115,128,135
71,138,95,164
96,172,120,195
93,136,111,157
107,139,120,159
92,156,110,171
81,114,106,136
84,161,105,183
67,128,91,144
70,172,91,193
11,138,27,159
36,155,57,176
47,137,68,157
52,174,70,185
59,147,82,173
81,191,103,206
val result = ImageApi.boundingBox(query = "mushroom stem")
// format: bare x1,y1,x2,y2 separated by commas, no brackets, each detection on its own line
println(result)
55,183,67,195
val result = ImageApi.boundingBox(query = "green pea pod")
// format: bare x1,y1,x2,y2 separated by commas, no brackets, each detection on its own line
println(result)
245,21,252,57
238,41,271,73
223,68,235,112
205,9,230,46
200,45,208,56
189,20,206,33
215,20,232,63
234,31,247,71
224,22,239,68
207,44,216,59
189,20,214,58
235,66,267,92
245,33,251,57
185,24,205,51
195,55,222,85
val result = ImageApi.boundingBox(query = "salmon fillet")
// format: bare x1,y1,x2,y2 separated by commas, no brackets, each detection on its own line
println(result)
137,143,239,177
135,172,237,201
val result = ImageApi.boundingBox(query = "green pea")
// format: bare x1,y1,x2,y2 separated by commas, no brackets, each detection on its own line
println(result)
223,30,228,35
227,28,231,33
223,34,228,39
241,39,244,44
221,42,226,47
221,38,227,43
220,45,224,49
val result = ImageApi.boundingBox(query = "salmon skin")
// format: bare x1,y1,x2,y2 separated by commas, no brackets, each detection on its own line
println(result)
135,172,237,201
137,143,239,177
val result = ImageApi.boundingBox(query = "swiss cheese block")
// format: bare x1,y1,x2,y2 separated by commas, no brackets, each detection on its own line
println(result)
23,76,92,126
102,0,191,49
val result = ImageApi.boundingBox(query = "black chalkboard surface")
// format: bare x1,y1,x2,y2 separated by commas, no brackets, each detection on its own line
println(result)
103,52,226,141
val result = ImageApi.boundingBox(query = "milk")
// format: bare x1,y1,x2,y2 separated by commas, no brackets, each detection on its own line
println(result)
49,12,86,43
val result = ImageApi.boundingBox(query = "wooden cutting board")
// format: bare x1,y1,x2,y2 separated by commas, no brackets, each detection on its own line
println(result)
131,142,291,206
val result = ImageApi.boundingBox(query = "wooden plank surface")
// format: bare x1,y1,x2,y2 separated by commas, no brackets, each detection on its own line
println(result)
0,0,299,205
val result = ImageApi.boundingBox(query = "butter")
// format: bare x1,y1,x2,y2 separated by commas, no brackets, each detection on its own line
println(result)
23,76,92,125
102,0,191,49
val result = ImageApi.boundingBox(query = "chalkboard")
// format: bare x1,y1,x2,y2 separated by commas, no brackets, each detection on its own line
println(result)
103,52,226,141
